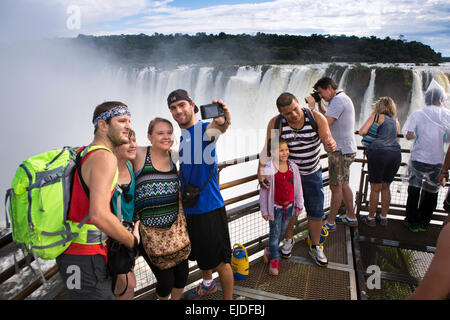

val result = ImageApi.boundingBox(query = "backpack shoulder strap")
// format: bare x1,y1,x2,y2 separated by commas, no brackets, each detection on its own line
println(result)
75,147,90,199
74,145,115,230
303,107,318,132
75,145,115,199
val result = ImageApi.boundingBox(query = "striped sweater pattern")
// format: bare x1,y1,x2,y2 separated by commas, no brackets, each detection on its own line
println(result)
135,147,179,228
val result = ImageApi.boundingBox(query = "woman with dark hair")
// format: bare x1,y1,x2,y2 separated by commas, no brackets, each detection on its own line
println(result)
111,130,138,299
359,97,401,227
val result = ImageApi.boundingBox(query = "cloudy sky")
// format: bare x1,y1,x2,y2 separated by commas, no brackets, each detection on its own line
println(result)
1,0,449,56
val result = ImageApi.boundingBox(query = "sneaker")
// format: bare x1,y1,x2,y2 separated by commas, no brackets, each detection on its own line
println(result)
185,280,217,300
336,214,358,227
280,238,294,259
323,220,336,232
361,215,376,227
263,247,270,264
309,245,328,267
268,259,279,276
418,224,427,232
403,219,419,232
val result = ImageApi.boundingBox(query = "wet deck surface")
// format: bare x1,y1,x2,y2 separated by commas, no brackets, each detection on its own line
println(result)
194,223,357,300
357,217,441,250
2,215,441,300
190,216,441,301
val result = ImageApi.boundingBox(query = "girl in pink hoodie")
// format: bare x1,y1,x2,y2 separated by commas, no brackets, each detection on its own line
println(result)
260,138,304,275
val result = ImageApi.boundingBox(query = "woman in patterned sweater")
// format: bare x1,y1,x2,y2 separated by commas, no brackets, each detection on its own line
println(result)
132,118,189,300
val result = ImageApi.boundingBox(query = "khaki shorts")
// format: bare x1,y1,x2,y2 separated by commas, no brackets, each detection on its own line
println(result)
327,151,356,185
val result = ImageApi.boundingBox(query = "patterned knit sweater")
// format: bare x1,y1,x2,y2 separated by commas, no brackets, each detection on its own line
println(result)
135,147,179,228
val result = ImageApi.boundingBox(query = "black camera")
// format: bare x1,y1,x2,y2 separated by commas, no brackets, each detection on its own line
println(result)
304,91,321,104
200,103,224,119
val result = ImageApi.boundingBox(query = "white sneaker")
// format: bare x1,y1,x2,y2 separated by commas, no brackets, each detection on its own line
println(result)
309,245,328,267
280,238,294,258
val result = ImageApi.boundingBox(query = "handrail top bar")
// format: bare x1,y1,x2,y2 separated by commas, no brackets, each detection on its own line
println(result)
354,130,405,138
219,132,411,169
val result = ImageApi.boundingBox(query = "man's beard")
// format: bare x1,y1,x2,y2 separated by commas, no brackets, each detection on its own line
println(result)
108,129,128,147
176,112,193,128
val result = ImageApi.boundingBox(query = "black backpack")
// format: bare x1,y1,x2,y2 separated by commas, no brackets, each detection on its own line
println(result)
274,107,318,132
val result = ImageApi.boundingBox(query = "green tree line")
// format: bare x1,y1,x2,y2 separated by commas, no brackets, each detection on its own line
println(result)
73,32,442,66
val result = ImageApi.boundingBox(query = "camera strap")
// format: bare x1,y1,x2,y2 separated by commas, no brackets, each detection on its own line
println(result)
180,162,217,193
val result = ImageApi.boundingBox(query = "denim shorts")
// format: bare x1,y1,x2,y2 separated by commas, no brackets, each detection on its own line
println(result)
367,149,401,183
301,169,325,221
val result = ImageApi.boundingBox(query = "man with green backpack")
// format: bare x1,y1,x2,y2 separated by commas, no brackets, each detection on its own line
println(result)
56,101,140,300
6,101,140,300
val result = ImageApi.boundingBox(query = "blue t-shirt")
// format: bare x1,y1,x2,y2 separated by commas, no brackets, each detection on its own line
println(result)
179,121,224,214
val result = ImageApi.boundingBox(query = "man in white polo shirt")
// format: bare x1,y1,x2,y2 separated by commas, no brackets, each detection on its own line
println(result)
313,77,358,232
404,82,450,232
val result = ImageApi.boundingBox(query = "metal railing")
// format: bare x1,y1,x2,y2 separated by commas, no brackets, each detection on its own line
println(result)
352,135,448,300
133,152,332,298
1,132,447,300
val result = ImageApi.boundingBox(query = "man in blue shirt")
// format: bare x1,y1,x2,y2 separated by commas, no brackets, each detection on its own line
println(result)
167,89,234,300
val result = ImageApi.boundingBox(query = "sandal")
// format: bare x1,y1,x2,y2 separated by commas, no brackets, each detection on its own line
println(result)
361,215,376,227
377,215,388,227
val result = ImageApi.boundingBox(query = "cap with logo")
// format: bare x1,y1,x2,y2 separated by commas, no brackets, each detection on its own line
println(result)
167,89,199,113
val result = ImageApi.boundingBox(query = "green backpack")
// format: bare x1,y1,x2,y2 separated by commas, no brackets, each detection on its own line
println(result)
4,145,111,260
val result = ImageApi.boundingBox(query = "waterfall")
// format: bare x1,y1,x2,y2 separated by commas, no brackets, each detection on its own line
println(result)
433,72,450,99
407,71,425,121
289,67,326,101
338,67,350,91
2,57,450,226
193,67,215,104
359,69,376,127
222,66,263,131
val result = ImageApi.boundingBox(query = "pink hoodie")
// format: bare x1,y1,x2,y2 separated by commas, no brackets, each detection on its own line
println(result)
259,159,304,221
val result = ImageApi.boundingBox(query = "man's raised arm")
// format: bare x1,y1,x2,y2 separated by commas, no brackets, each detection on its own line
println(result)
313,110,336,153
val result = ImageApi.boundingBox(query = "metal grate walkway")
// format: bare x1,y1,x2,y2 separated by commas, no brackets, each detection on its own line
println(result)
193,223,357,300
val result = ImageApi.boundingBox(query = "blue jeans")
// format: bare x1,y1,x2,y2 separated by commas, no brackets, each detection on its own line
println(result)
268,206,293,260
301,169,325,221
